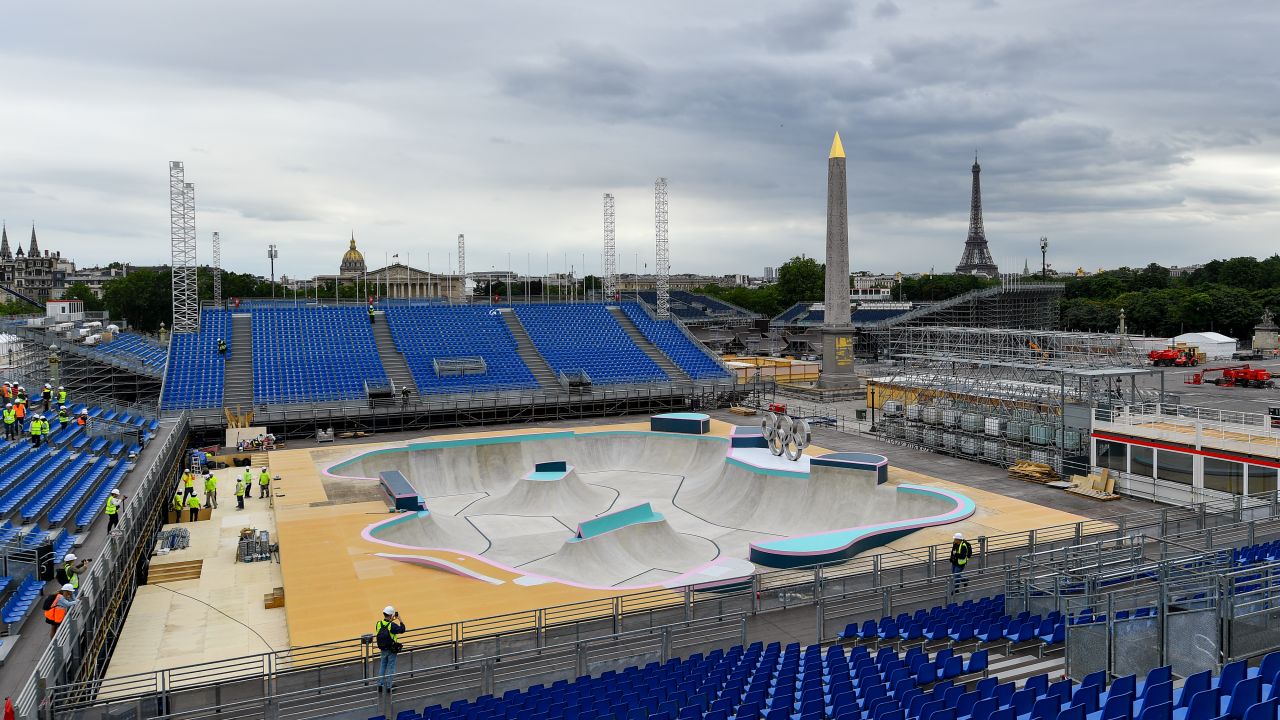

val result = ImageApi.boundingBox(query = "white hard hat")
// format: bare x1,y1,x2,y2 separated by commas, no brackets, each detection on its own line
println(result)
61,583,74,592
261,467,267,471
383,605,396,616
44,383,50,388
953,532,964,540
58,386,64,390
111,489,121,495
65,553,77,561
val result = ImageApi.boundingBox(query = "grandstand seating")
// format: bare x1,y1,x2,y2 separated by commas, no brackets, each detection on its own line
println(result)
85,332,168,370
772,303,911,327
384,305,539,395
161,309,230,410
620,303,730,380
251,306,389,404
515,305,667,384
629,291,758,324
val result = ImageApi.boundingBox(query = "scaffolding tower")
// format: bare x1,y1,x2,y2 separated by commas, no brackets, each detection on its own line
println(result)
603,193,617,302
654,178,669,318
169,162,198,334
457,234,466,279
211,231,222,309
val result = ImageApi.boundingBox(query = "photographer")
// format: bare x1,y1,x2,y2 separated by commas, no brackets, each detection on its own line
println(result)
375,605,405,693
56,553,91,592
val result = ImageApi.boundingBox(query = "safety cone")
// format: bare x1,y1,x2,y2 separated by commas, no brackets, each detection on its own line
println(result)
4,696,15,720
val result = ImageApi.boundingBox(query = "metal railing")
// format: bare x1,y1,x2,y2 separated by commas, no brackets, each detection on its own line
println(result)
58,615,750,720
1094,403,1280,455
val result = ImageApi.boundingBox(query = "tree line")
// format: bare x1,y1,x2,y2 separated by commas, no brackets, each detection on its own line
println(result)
1059,257,1280,339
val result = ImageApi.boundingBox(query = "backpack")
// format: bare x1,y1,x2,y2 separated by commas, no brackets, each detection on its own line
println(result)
43,594,60,624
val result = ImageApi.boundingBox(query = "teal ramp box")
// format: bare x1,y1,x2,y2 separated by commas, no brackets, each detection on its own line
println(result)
573,503,664,540
650,412,711,435
379,470,424,512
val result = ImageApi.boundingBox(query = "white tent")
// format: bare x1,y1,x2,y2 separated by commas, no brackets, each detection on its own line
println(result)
1173,331,1238,359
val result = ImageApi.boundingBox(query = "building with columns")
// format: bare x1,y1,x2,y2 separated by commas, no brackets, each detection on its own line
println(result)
330,236,464,301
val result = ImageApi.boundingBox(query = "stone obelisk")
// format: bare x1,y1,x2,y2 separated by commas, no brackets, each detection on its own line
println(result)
820,132,857,387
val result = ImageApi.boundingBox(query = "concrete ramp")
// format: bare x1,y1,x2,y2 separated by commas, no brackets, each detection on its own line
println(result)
367,510,488,555
465,465,613,518
523,513,718,587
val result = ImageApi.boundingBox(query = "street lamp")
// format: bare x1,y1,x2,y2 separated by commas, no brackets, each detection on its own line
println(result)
1039,236,1048,279
268,244,279,298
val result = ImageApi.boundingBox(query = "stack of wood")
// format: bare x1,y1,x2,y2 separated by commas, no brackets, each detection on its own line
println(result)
1066,469,1120,501
1008,460,1059,484
729,406,758,416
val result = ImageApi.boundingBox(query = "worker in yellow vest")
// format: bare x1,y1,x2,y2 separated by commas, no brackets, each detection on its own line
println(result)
235,475,246,510
2,403,14,441
105,489,125,535
181,469,195,502
203,472,218,509
29,414,44,448
258,467,271,498
57,386,68,407
173,489,185,522
186,492,202,522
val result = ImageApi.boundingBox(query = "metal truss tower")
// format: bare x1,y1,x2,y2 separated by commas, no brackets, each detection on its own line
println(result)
211,231,223,308
654,178,670,318
457,234,466,278
602,193,617,302
169,162,199,334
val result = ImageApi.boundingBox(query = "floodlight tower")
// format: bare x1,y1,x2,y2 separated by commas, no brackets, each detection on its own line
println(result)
603,193,617,302
169,161,199,333
212,231,223,308
268,244,278,298
654,178,670,318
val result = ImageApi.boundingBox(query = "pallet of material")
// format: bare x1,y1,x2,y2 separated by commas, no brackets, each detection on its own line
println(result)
1008,460,1058,484
263,586,285,609
1066,469,1121,501
728,407,758,416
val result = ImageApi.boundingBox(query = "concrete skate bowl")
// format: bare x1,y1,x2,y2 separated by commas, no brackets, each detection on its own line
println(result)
326,429,975,590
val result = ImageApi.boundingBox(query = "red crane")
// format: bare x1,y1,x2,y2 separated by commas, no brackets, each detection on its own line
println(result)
1185,364,1276,388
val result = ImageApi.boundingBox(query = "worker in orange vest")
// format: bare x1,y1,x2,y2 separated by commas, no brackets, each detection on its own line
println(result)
43,584,76,637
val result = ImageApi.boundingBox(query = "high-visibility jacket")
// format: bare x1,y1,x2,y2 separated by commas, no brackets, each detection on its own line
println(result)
45,599,67,624
173,492,184,512
375,619,404,651
57,390,67,405
950,541,972,568
259,470,270,486
105,496,120,516
62,562,79,590
30,421,42,437
76,415,87,426
204,475,217,492
242,470,253,486
186,494,202,510
235,480,246,497
2,409,13,425
41,389,52,402
182,472,194,489
57,411,69,424
14,404,26,420
1,386,10,399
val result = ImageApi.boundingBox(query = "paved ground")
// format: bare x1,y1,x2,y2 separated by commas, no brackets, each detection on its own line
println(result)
1144,359,1280,415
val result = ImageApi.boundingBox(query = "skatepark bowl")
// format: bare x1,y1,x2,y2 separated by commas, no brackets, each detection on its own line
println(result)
327,426,976,590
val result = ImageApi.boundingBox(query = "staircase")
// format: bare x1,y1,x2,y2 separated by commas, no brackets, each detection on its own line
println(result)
370,316,418,396
146,559,204,584
223,314,254,411
499,310,559,389
608,307,691,382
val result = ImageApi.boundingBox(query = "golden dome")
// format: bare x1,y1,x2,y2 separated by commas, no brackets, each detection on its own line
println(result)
340,235,367,275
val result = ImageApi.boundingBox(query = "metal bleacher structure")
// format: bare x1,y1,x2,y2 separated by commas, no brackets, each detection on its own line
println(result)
148,300,743,441
38,486,1280,720
770,282,1065,359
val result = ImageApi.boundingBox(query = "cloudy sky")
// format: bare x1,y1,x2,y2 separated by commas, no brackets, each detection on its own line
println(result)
1,1,1277,280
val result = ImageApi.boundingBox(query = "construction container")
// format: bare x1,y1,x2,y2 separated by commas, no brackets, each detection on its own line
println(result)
883,400,904,416
922,406,942,425
983,440,1001,460
1031,450,1050,465
905,404,922,422
1003,445,1023,464
923,429,941,447
942,432,957,450
942,409,961,428
984,417,1006,437
905,426,922,443
1007,421,1029,441
1061,430,1082,450
961,413,984,433
1029,424,1052,446
959,437,980,456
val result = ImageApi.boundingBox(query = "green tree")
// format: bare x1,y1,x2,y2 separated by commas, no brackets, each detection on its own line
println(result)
102,269,173,332
774,256,826,308
61,283,106,312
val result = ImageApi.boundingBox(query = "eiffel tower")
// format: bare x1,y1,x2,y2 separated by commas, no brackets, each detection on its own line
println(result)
955,156,999,277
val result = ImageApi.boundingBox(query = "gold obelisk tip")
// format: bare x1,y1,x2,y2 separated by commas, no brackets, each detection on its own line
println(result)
829,132,846,159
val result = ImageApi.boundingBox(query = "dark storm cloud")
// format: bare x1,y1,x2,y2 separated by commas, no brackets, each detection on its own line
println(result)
0,1,1276,278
